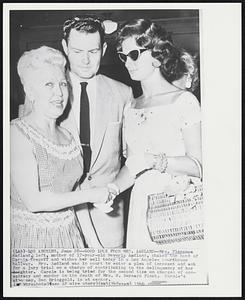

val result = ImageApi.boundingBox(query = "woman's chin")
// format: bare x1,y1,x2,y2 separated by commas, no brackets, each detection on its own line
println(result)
46,108,64,120
129,72,142,82
129,72,138,81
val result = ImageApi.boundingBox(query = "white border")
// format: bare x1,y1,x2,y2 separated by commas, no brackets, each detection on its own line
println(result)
3,2,241,297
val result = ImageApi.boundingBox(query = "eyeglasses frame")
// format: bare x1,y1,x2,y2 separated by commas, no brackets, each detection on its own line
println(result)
117,48,149,63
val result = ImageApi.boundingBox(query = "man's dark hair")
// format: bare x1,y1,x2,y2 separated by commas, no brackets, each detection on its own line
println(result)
63,15,105,45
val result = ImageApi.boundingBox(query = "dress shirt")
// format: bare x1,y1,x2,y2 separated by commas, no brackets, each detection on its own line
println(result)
69,71,97,147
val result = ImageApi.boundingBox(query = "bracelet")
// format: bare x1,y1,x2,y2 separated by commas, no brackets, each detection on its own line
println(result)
153,153,168,173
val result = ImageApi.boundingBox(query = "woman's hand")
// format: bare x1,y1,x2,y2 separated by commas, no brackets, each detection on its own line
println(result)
143,152,155,168
89,187,114,213
88,187,110,204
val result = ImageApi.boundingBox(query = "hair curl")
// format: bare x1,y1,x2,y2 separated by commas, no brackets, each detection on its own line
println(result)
179,50,199,91
63,15,105,45
116,18,190,82
17,46,66,86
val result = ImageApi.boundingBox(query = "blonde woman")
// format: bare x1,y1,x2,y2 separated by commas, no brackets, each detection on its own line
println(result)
11,46,111,248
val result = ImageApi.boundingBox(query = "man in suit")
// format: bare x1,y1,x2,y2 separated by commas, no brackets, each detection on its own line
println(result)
59,15,133,248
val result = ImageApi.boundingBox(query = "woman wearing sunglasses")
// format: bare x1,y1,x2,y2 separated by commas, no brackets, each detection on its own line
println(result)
108,19,202,248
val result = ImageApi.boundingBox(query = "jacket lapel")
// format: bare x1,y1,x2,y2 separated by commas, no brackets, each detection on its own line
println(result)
90,75,112,169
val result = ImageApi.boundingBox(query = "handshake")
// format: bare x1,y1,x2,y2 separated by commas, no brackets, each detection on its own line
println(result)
90,183,120,213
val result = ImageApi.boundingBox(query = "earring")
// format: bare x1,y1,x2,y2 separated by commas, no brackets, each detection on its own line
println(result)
152,60,161,68
185,74,192,89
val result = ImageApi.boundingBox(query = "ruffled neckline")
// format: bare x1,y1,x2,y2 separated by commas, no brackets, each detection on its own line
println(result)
12,118,81,160
25,118,71,144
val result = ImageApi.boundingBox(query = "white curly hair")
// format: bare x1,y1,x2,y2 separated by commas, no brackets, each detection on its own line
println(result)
17,46,67,86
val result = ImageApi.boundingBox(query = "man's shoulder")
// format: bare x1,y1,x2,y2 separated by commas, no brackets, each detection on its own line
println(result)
97,74,131,92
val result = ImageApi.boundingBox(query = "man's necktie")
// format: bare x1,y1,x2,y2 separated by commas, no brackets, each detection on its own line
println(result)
80,82,92,174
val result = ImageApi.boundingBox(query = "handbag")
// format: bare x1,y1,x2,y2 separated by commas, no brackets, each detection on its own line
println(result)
146,177,204,245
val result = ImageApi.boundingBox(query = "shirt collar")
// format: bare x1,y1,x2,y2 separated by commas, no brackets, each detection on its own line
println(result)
69,71,97,87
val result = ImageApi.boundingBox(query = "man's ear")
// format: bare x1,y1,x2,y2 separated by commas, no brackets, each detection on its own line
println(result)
102,42,107,57
62,39,68,55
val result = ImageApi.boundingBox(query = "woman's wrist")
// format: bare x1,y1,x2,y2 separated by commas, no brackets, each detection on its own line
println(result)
158,156,202,178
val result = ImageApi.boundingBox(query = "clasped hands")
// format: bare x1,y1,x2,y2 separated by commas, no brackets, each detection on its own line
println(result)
90,183,120,213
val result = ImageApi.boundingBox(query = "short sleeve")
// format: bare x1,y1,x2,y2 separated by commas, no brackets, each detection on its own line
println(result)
176,91,201,129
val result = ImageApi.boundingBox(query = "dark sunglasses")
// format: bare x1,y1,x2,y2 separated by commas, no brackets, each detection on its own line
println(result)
117,49,148,63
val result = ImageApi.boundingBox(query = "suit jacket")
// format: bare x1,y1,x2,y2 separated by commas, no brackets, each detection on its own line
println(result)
58,73,133,248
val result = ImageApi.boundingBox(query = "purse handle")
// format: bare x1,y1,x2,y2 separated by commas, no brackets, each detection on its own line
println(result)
189,155,203,181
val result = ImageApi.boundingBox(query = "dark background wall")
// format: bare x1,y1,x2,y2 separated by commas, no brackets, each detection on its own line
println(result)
10,9,199,120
